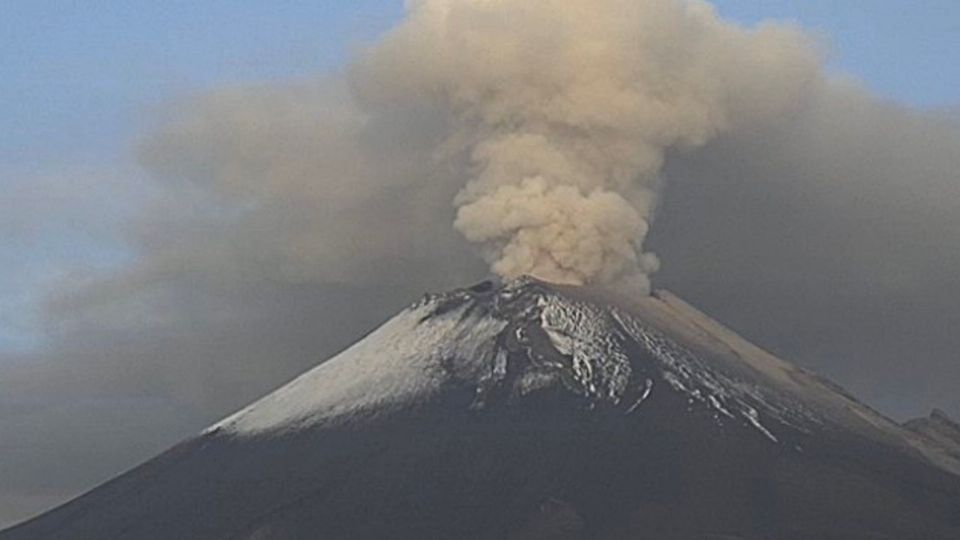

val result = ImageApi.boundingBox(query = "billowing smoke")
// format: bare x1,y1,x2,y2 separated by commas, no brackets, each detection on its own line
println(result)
353,0,821,289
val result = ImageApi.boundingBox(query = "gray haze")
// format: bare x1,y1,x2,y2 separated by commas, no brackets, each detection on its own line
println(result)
3,0,960,529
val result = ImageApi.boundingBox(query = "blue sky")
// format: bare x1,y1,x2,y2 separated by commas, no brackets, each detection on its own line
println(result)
0,0,958,352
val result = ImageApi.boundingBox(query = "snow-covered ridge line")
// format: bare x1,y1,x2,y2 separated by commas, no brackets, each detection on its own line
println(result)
207,293,506,435
207,278,801,442
203,278,960,478
534,286,809,442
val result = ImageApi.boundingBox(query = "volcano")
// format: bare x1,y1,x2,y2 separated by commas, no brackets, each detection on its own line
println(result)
4,278,960,539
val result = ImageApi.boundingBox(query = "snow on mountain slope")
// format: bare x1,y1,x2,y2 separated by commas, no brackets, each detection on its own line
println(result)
207,277,960,477
603,287,960,476
206,278,789,442
210,293,507,434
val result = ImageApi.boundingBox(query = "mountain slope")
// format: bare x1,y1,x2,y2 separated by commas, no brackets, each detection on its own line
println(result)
4,278,960,540
905,409,960,462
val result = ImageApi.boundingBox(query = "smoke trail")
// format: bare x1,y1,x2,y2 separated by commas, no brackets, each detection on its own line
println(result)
354,0,820,290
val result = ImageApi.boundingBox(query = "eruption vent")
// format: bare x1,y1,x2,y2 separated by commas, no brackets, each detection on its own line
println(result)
356,0,819,290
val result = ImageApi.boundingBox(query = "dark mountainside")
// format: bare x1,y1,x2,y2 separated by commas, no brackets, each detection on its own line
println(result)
4,278,960,540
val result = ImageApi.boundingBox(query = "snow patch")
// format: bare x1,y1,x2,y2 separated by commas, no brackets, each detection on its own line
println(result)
209,298,505,435
208,279,808,444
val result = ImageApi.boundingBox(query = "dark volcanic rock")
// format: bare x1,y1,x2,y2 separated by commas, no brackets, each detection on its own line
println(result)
4,278,960,540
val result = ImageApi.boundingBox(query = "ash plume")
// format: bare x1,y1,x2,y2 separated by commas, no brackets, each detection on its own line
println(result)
353,0,820,290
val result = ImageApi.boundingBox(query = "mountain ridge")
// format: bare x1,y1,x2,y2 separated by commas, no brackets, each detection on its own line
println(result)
4,278,959,539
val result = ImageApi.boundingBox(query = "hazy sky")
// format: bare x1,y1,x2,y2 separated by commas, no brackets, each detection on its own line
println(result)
1,1,404,351
1,0,959,529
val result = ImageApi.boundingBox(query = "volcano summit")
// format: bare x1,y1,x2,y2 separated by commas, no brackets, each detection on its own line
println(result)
4,279,960,539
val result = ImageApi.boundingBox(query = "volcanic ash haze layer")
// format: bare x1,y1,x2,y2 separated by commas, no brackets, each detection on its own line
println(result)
353,0,821,290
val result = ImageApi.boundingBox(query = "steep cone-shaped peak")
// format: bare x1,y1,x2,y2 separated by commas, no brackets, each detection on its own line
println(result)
208,277,960,477
210,277,792,439
5,278,960,540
